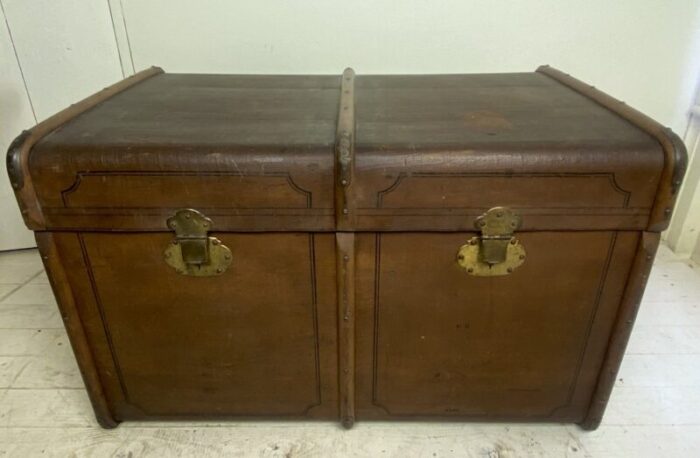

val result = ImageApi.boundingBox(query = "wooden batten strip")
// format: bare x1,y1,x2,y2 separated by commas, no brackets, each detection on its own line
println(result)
35,232,119,428
334,68,358,428
335,232,356,428
6,66,164,230
580,231,660,430
334,67,356,230
537,65,687,232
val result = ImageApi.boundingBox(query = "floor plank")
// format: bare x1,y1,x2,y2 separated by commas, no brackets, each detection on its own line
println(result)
0,329,68,357
0,283,57,306
0,303,63,329
626,325,700,355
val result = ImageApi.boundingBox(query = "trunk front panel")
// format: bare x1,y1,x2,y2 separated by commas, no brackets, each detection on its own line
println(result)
50,230,637,421
53,232,338,419
355,231,638,421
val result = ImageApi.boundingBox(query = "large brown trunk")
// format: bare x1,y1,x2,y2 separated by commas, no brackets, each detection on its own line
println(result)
7,66,686,429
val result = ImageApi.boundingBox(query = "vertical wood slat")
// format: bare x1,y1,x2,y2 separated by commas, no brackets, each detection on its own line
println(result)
335,68,357,428
35,232,118,428
335,67,356,230
336,232,356,428
581,231,660,430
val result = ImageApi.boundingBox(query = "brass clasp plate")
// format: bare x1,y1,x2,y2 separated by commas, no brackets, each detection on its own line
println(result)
457,207,526,276
163,209,232,276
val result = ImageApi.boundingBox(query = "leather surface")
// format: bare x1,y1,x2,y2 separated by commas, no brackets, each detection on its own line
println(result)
27,72,662,231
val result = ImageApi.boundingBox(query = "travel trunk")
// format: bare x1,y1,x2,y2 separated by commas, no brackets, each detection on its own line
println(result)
7,66,687,430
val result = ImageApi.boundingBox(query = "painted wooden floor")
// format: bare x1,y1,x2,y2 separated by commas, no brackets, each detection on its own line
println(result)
0,245,698,457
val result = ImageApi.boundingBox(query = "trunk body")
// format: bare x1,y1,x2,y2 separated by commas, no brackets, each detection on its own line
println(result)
7,67,686,429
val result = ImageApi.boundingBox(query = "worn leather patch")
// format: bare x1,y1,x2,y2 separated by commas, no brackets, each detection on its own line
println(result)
463,111,512,133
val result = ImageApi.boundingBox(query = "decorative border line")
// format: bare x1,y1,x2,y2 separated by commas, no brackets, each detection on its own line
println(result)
371,172,632,210
306,233,323,413
44,209,335,218
7,66,163,230
371,232,618,417
60,171,314,209
77,234,130,403
580,232,660,429
356,209,647,216
371,234,386,413
79,232,323,417
548,231,618,417
537,65,687,232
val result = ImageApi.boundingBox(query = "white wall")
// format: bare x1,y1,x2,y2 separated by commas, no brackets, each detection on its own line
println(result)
0,0,38,250
0,0,123,250
2,0,700,251
122,0,700,133
667,104,700,258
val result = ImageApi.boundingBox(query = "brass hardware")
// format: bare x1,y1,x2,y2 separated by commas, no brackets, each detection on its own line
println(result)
457,207,526,276
163,209,232,276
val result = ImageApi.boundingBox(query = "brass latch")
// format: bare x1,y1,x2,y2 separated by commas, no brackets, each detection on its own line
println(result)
457,207,526,276
163,209,232,276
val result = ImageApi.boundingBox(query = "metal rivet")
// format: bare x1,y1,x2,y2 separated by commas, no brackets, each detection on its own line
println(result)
344,315,349,321
216,268,223,273
172,240,179,245
467,268,474,273
507,267,513,273
496,211,503,217
457,255,464,261
341,179,348,186
184,214,190,219
665,208,672,215
519,254,525,260
343,208,349,214
510,239,517,245
470,239,477,245
479,221,486,227
343,255,349,261
224,254,231,260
